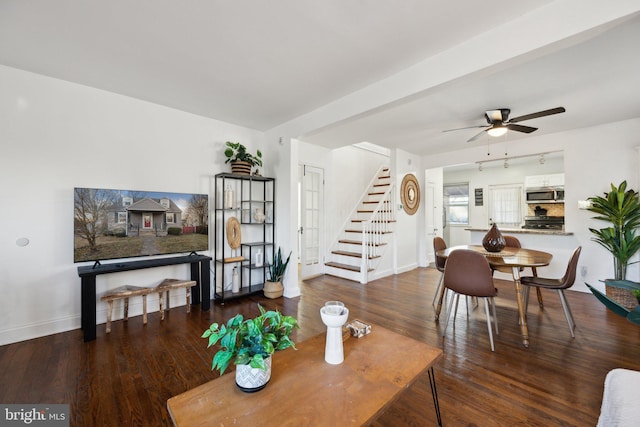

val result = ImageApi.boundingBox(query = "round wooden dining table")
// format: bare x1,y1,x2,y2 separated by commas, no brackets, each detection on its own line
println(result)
435,244,553,347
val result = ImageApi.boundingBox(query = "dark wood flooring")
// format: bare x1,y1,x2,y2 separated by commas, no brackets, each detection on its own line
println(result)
1,267,639,426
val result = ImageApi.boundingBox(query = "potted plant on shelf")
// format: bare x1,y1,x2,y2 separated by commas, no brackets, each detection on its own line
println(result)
202,304,298,392
224,141,263,175
586,181,640,310
264,247,291,299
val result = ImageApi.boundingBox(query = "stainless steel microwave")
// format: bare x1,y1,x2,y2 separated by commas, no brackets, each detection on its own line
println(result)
526,187,564,203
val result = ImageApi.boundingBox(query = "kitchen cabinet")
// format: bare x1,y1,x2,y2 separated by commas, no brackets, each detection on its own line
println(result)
525,173,564,188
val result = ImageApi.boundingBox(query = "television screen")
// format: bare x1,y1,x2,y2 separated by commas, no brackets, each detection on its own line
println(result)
74,187,208,263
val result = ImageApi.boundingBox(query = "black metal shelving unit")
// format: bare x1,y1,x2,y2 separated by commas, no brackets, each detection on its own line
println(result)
213,173,274,302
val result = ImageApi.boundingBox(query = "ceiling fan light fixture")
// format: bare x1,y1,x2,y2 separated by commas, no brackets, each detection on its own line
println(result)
487,126,508,137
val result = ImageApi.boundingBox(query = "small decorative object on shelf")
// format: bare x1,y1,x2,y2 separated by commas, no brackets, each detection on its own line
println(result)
202,305,299,392
254,207,266,223
482,223,505,252
224,185,234,209
255,249,263,267
231,267,240,293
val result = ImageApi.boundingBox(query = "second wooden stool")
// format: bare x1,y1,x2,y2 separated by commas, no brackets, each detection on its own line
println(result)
156,279,197,320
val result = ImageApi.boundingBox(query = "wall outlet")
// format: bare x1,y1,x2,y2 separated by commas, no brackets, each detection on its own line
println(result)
578,200,593,210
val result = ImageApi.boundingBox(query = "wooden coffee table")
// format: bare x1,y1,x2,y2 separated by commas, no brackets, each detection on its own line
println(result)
167,324,443,426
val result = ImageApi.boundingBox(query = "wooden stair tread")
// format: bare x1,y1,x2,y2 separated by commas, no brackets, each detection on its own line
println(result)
345,229,391,234
325,261,373,272
357,209,392,213
351,219,396,223
331,250,380,259
373,183,390,187
363,200,389,204
338,239,387,246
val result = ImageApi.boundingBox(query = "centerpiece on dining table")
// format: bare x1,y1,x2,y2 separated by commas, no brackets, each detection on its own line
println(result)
482,223,506,252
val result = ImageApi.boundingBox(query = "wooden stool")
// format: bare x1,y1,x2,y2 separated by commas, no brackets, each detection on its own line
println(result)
156,279,197,320
100,285,154,333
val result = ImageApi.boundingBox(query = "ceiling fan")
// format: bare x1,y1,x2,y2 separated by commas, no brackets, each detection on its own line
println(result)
443,107,566,142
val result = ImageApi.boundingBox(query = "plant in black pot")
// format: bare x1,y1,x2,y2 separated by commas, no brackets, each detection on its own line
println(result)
202,304,298,392
224,141,262,175
585,181,640,321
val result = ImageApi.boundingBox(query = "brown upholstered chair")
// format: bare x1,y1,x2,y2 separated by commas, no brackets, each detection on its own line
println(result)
442,249,499,351
521,246,582,338
432,236,447,306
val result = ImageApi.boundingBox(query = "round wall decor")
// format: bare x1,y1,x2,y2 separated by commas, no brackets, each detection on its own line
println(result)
226,216,242,249
400,173,420,215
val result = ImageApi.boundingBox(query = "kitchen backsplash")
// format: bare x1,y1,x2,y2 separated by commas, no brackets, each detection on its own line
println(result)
527,203,565,216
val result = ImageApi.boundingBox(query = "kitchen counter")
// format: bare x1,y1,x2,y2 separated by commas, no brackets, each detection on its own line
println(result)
465,227,573,236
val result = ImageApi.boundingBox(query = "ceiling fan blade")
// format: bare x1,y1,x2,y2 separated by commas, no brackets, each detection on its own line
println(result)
442,125,487,133
506,123,537,133
467,129,488,142
509,107,566,123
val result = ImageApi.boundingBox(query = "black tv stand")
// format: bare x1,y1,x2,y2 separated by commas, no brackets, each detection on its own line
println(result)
77,254,212,341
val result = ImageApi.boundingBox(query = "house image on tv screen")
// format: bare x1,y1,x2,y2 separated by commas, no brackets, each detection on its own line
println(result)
74,187,208,263
112,196,183,237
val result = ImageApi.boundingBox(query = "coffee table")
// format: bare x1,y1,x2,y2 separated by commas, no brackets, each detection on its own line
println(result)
167,324,443,426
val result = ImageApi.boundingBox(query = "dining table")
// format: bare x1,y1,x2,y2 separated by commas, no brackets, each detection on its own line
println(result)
435,244,553,347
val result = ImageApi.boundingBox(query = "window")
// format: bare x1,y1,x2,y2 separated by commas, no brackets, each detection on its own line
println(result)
166,213,175,224
122,197,133,207
117,212,126,223
488,184,523,227
444,183,469,225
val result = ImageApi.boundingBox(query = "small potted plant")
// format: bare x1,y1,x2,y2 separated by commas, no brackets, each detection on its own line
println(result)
264,247,291,299
587,181,640,309
224,141,262,175
202,304,298,392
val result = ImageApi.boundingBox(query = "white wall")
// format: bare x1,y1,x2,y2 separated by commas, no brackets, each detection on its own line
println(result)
0,65,264,345
423,118,640,292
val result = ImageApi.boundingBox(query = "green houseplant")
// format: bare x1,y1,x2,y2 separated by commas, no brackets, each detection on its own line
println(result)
264,247,292,299
202,304,298,391
587,181,640,311
224,141,262,175
587,181,640,280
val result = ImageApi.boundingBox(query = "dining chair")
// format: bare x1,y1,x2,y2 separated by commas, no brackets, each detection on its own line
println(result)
442,249,499,351
521,246,582,338
492,235,543,308
432,237,447,306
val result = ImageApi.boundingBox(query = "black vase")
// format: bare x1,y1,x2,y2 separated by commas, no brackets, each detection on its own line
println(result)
482,224,506,252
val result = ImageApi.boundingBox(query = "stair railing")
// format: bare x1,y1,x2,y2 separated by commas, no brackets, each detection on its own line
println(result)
360,178,395,283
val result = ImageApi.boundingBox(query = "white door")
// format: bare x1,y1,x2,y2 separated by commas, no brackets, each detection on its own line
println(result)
299,165,324,279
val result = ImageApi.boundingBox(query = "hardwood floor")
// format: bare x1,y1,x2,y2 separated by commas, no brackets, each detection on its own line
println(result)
1,267,639,426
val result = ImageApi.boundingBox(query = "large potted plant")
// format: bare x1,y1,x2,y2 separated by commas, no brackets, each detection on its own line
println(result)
587,181,640,309
224,141,262,175
264,247,291,299
202,304,298,392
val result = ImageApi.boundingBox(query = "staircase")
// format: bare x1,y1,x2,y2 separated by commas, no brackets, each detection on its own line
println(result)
325,166,396,284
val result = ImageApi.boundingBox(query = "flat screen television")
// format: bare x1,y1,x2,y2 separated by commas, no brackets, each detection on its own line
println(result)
74,187,208,263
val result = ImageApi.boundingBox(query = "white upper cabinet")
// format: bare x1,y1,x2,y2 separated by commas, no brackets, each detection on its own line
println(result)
525,173,564,188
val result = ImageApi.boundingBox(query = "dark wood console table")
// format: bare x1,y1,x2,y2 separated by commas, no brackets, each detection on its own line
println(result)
77,254,211,341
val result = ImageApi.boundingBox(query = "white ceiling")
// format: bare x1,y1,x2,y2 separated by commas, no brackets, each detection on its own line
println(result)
1,1,639,156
